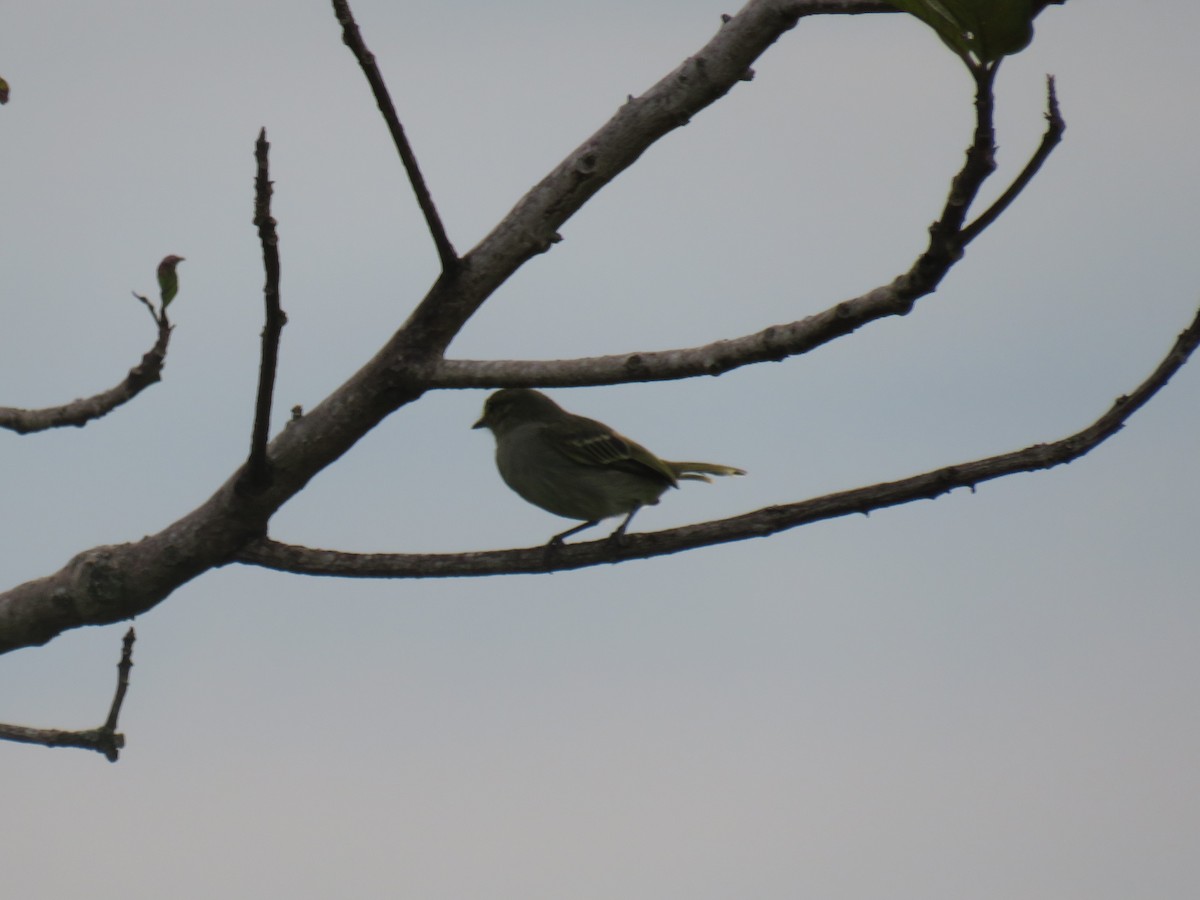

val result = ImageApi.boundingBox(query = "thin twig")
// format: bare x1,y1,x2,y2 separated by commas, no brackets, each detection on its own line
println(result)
243,128,286,491
132,290,164,326
331,0,458,273
0,627,136,761
0,309,172,434
961,75,1065,244
102,627,136,733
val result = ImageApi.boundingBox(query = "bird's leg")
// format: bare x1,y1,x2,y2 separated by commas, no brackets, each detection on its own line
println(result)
547,519,602,547
606,506,642,544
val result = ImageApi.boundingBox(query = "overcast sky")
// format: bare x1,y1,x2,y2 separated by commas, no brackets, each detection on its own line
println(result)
3,2,1199,898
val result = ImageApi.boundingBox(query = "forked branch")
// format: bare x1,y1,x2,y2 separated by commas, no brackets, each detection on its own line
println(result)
962,75,1065,243
0,0,1145,664
0,628,136,761
428,68,1063,389
237,298,1200,576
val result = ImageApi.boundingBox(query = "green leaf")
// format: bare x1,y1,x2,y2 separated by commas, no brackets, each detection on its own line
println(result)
883,0,1038,65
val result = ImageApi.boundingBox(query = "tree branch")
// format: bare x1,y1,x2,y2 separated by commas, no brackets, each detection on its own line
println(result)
430,63,1061,390
429,288,918,388
331,0,459,273
962,75,1065,244
242,128,287,491
237,299,1200,577
386,0,899,360
0,311,172,434
0,627,135,761
0,0,1092,657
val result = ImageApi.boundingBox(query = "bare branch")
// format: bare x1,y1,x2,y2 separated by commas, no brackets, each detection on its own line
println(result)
429,286,916,388
132,290,162,324
0,0,1106,658
102,626,136,734
0,313,172,434
389,1,900,358
929,63,999,243
0,722,123,757
431,61,1058,391
0,627,135,761
237,300,1200,577
242,128,287,491
962,75,1065,244
331,0,459,273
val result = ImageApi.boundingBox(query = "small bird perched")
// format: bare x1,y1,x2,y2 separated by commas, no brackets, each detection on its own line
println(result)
473,388,745,545
157,254,185,309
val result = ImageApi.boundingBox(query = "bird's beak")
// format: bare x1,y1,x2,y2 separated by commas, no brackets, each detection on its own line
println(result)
472,416,486,430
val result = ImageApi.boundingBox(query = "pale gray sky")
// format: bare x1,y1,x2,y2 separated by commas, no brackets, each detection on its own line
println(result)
3,2,1199,898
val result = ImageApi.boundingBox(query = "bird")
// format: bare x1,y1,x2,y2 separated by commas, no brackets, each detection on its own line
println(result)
157,254,185,309
473,388,745,545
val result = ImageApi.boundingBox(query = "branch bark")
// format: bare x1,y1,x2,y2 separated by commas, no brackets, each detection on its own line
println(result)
0,311,172,434
393,0,898,357
242,128,287,491
0,627,135,760
332,0,459,272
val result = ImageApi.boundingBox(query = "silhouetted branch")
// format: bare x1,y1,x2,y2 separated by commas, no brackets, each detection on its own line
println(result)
0,312,172,434
962,75,1065,243
928,62,999,245
430,62,1059,390
242,128,286,492
236,299,1200,577
0,0,1135,660
331,0,459,273
0,627,135,761
102,627,136,734
428,288,928,388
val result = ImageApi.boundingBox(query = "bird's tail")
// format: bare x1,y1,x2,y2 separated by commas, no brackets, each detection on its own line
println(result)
667,461,746,483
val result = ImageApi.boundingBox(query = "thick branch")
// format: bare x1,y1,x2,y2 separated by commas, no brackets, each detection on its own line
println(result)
0,313,171,434
238,299,1200,576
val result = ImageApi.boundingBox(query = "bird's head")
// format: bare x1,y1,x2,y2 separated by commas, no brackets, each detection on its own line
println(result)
473,388,565,435
157,254,185,275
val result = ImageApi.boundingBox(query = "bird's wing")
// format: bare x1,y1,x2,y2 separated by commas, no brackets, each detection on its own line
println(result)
549,416,678,486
